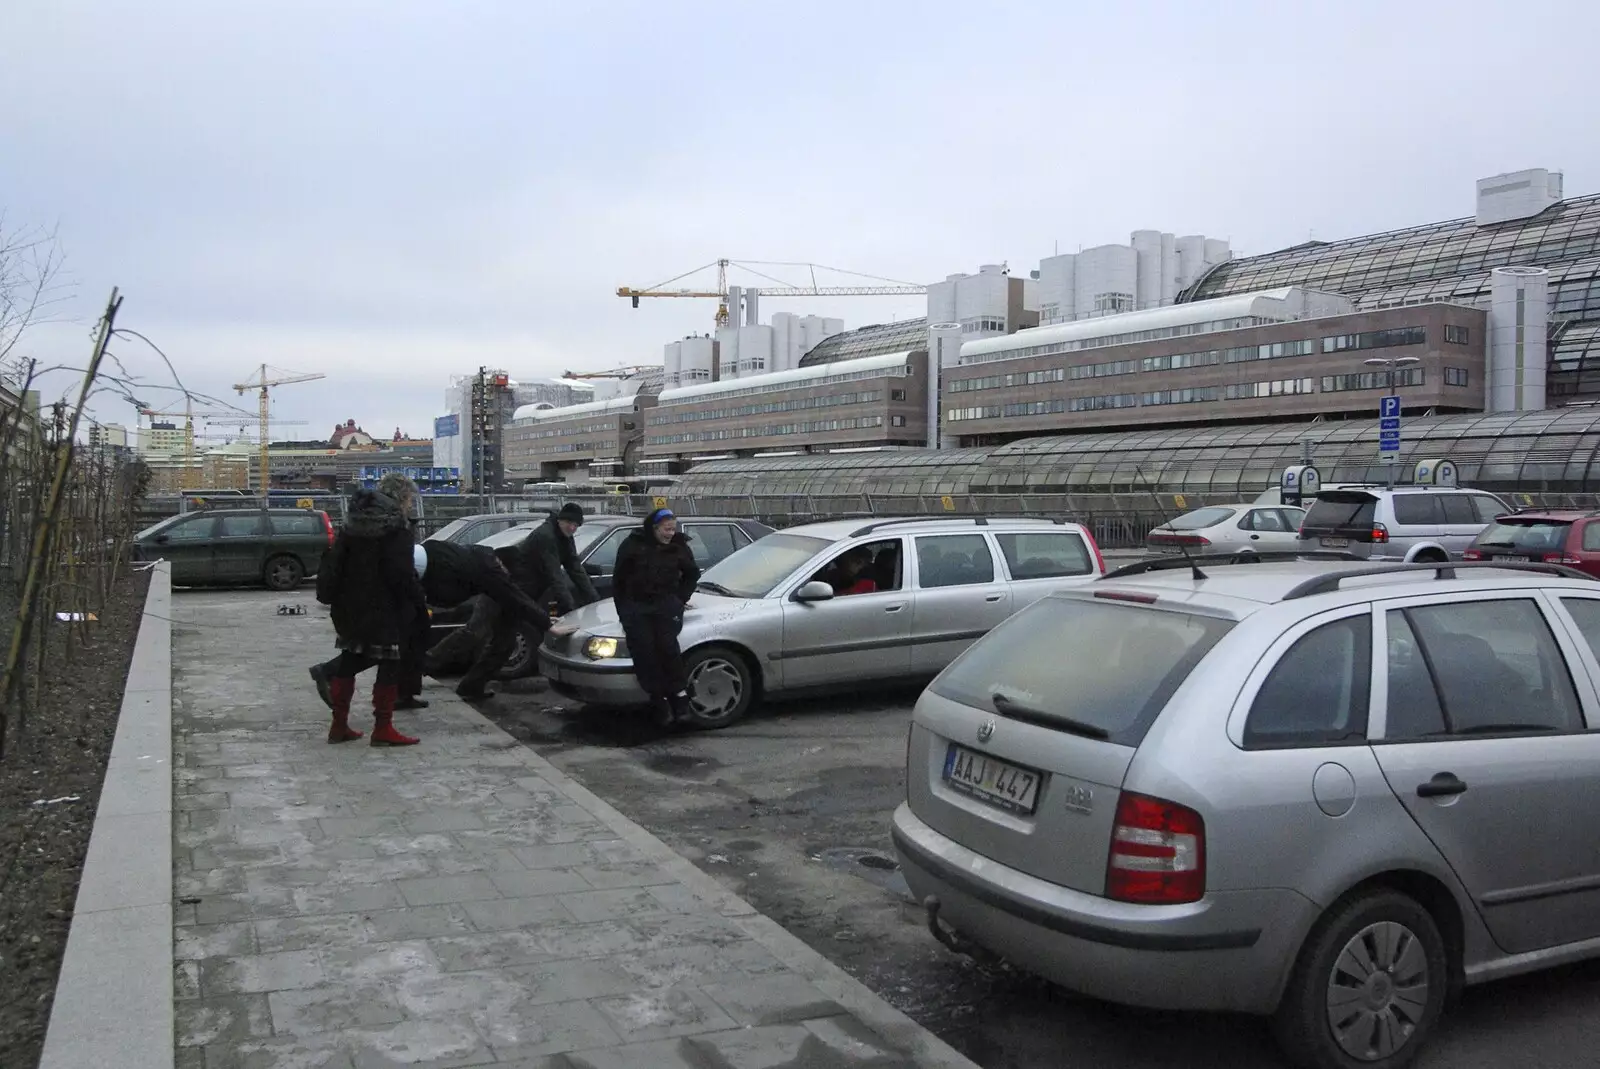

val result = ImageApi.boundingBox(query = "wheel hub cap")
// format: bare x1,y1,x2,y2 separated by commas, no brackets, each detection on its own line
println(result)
688,660,741,719
1325,920,1430,1062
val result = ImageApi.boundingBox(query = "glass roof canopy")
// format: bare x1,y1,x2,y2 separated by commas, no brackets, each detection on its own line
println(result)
1184,194,1600,302
675,409,1600,498
799,318,930,367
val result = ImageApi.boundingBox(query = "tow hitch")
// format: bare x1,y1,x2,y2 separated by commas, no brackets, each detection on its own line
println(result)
923,895,998,964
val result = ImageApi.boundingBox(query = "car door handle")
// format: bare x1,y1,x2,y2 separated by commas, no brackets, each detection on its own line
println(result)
884,603,905,613
1417,773,1468,798
1250,534,1261,540
984,594,1004,602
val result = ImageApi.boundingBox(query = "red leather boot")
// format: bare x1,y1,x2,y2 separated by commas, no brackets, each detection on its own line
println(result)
369,683,420,747
327,676,362,743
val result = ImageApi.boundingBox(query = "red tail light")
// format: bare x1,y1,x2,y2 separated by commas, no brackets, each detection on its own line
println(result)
1463,548,1482,560
320,511,334,548
1370,523,1389,544
1106,792,1205,905
1150,533,1210,548
1084,528,1107,575
1546,554,1582,565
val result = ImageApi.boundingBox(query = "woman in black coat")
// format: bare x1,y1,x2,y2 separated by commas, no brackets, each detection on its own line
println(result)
612,507,701,725
320,488,429,746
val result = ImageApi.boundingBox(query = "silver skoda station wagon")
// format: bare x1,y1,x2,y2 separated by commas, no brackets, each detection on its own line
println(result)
894,556,1600,1069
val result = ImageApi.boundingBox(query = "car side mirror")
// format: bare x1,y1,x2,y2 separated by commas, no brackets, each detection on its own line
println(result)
584,562,604,576
155,534,170,545
793,580,835,603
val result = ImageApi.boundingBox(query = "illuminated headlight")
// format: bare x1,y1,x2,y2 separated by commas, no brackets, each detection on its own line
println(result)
584,636,621,660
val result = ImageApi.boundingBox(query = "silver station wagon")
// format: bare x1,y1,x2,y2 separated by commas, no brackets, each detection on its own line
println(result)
538,517,1107,728
893,556,1600,1069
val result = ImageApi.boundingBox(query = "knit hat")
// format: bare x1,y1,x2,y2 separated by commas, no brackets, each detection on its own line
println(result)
557,503,585,525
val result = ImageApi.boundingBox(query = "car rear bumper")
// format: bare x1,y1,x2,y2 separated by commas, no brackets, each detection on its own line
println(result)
537,649,648,706
891,803,1314,1014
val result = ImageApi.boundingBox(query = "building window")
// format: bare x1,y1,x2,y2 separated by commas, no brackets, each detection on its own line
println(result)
1093,292,1135,315
1143,386,1221,406
1321,326,1426,354
1444,325,1471,346
1069,359,1138,380
1222,377,1317,400
1444,366,1470,387
891,415,906,427
890,389,906,401
1319,367,1425,393
1067,393,1139,413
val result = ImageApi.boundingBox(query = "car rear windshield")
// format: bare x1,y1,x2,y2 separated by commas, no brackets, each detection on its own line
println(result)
1475,519,1574,553
1162,506,1236,531
699,532,831,598
1301,492,1378,535
928,597,1234,746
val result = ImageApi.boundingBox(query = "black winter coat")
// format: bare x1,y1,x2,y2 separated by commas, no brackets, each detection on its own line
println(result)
422,539,550,631
517,515,599,613
612,520,700,607
328,490,427,648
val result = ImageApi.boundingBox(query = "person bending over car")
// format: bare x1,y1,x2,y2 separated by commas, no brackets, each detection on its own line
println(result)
613,508,701,726
515,503,599,614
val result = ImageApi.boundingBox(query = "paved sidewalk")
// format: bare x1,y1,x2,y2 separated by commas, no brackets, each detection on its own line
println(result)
171,591,978,1069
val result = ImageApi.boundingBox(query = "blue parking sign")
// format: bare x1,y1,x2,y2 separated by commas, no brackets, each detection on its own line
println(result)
1379,396,1401,419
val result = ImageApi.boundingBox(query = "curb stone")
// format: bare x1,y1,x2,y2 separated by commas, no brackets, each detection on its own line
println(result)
39,561,174,1069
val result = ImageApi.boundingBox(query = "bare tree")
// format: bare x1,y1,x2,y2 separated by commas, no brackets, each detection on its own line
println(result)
0,217,71,384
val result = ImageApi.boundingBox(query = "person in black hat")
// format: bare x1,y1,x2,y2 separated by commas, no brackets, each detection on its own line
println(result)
612,507,700,725
514,502,599,615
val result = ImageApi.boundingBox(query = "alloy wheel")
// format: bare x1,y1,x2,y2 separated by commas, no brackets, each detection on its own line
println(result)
687,656,744,722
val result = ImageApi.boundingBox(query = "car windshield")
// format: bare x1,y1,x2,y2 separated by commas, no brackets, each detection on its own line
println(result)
426,518,473,543
930,597,1234,746
478,523,538,549
1475,519,1573,552
1162,507,1236,531
573,522,615,554
698,532,832,598
136,515,181,539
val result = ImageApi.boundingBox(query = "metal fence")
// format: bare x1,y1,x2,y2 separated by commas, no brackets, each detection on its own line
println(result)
134,487,1600,551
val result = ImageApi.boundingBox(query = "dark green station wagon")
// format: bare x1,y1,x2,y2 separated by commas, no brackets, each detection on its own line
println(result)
132,508,334,590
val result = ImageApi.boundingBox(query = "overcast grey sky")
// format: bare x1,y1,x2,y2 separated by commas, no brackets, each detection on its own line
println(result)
4,0,1597,440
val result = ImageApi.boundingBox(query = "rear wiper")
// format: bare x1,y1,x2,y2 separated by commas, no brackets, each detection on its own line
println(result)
696,581,738,597
1477,541,1516,548
992,692,1111,740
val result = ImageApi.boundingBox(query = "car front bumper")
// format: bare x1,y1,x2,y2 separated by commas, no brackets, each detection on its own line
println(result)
537,648,648,706
891,803,1315,1015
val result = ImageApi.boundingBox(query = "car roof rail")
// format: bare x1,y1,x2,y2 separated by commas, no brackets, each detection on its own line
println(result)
1100,551,1364,580
847,516,991,537
1282,560,1595,601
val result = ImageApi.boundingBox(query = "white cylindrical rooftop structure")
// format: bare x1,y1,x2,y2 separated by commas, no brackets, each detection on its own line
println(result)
1175,235,1206,290
1131,230,1163,311
662,341,683,390
1160,232,1178,304
1204,238,1231,267
681,336,715,385
1487,266,1549,412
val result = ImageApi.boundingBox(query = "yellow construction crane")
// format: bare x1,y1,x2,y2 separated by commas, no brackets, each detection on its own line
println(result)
617,259,926,328
233,365,326,495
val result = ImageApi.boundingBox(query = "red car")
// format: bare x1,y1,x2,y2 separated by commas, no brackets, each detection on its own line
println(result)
1463,508,1600,577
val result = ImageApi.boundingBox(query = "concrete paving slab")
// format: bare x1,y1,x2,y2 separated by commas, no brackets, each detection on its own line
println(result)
168,590,981,1069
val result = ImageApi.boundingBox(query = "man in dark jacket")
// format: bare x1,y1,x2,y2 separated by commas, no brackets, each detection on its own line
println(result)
418,539,550,700
317,488,429,746
613,507,701,725
517,503,599,614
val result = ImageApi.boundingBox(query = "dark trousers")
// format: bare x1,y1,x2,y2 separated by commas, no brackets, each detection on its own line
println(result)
428,594,514,694
617,600,687,700
331,650,402,687
401,616,430,697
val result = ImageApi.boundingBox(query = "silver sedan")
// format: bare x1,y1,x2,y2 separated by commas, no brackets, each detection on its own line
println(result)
1145,503,1306,558
538,517,1106,728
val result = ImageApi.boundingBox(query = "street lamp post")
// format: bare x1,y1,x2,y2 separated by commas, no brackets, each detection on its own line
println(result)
1364,356,1422,488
